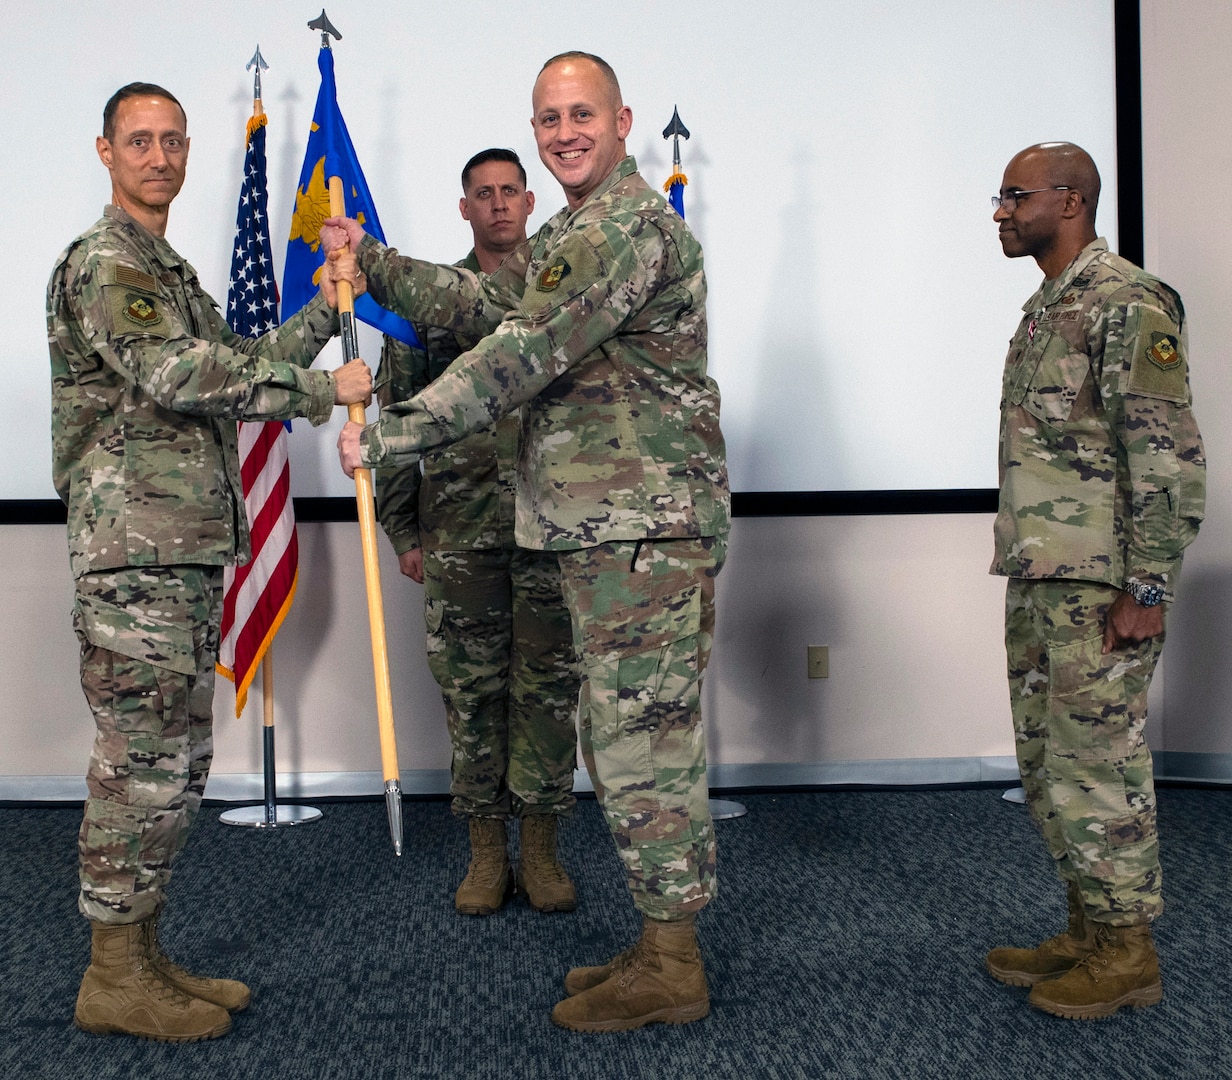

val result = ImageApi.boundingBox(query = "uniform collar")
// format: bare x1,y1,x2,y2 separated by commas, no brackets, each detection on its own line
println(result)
1022,238,1109,312
103,204,189,273
587,155,639,204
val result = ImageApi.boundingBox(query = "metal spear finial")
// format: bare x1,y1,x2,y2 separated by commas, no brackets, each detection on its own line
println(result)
246,46,269,100
662,106,690,171
308,9,342,49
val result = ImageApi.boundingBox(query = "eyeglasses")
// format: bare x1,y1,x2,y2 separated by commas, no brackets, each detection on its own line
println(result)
991,186,1072,211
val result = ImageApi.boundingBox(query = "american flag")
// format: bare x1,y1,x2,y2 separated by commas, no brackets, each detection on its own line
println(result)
217,112,299,716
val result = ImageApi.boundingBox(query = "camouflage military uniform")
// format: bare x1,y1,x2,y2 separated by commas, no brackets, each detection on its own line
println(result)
993,238,1205,924
48,205,340,923
355,157,730,920
375,250,579,821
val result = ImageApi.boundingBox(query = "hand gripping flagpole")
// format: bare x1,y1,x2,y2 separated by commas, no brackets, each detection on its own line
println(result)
662,106,744,823
313,11,403,855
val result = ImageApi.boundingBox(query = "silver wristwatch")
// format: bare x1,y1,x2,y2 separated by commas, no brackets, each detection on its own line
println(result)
1125,579,1166,607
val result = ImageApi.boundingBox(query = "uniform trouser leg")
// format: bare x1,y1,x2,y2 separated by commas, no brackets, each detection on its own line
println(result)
425,547,578,819
505,546,580,817
1005,579,1164,924
425,548,514,818
557,536,725,921
74,566,221,924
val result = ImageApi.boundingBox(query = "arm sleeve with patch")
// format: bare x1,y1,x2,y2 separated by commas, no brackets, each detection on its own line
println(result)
1096,285,1206,590
84,254,337,425
361,224,650,468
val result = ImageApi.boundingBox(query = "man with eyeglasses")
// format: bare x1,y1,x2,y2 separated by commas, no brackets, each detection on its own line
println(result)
984,142,1205,1019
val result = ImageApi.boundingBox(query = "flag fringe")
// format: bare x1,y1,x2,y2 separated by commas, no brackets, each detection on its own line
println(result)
663,170,689,193
245,111,268,148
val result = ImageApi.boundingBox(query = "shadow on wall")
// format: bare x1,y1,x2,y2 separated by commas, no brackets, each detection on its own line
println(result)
705,521,847,765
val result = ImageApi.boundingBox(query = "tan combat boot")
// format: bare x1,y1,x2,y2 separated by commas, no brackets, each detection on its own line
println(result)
1028,922,1162,1019
986,882,1096,986
145,912,251,1012
516,815,577,913
74,921,232,1042
552,915,710,1032
455,817,512,915
563,945,637,997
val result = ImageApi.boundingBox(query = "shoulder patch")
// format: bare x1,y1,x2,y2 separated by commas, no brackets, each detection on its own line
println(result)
1126,309,1188,403
122,294,162,327
522,233,606,318
537,258,571,291
104,287,169,337
1145,331,1181,370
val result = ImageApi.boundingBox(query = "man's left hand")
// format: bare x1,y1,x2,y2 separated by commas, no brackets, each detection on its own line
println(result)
337,420,365,478
1102,591,1165,654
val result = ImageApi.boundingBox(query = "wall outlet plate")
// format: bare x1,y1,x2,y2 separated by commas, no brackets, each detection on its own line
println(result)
808,645,829,679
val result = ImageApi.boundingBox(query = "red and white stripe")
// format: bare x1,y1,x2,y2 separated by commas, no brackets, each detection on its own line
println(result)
217,420,298,716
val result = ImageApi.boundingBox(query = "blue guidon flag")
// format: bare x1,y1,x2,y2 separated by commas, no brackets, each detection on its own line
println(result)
662,105,691,219
283,42,421,346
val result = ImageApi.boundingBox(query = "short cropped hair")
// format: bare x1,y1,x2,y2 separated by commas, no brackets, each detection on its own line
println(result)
102,82,186,140
461,148,527,191
538,51,622,105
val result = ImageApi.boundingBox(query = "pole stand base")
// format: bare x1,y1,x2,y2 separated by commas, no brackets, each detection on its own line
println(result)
709,797,748,821
219,804,323,828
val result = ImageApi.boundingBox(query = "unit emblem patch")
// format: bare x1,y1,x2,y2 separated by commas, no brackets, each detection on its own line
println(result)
1146,332,1181,370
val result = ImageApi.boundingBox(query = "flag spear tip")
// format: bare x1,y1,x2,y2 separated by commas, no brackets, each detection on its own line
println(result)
246,45,269,73
246,45,269,100
308,9,342,47
662,105,690,142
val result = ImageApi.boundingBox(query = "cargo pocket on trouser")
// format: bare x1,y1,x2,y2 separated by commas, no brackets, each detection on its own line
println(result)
586,583,714,915
74,588,200,921
1045,630,1161,919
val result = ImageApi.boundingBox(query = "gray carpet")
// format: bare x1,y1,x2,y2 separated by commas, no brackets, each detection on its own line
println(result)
1,786,1229,1079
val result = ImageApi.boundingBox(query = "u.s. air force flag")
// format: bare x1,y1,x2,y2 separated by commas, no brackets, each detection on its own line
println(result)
283,42,421,346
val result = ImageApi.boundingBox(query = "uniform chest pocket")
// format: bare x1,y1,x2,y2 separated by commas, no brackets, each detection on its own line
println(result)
1009,327,1092,427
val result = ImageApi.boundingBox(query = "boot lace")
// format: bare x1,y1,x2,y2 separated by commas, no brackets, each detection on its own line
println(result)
1071,928,1121,983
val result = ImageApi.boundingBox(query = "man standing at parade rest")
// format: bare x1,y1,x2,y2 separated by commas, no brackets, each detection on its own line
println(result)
48,83,371,1043
375,148,580,917
984,142,1205,1019
327,51,729,1031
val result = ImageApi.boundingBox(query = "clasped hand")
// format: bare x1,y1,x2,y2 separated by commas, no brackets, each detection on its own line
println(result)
336,420,365,478
319,248,367,310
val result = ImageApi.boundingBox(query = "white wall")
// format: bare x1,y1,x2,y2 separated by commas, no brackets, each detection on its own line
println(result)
1141,0,1232,756
3,514,1020,799
4,0,1230,797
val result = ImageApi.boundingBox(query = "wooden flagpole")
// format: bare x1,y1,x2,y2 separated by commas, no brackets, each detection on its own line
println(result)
328,176,403,855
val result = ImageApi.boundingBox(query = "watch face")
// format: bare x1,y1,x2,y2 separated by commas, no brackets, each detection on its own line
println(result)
1132,582,1165,607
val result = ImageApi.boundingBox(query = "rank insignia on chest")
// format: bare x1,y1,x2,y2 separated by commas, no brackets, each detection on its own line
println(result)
123,294,162,327
1146,331,1181,370
537,258,571,291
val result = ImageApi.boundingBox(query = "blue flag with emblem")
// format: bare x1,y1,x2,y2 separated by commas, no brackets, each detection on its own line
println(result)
283,44,421,346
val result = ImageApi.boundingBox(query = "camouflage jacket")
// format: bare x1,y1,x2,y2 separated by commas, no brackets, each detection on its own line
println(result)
992,239,1205,595
48,205,339,579
374,250,520,555
354,156,729,551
